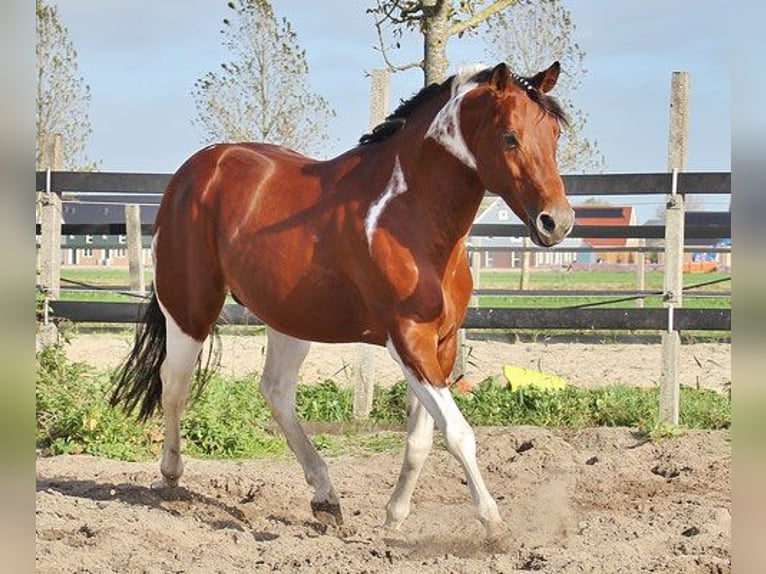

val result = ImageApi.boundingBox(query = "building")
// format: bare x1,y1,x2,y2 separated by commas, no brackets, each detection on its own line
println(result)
60,199,158,266
573,205,638,264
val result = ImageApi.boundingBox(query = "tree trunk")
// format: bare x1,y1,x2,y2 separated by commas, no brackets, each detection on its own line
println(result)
422,0,450,85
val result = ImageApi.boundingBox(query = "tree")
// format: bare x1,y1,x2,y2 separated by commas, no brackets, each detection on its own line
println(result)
36,0,96,170
369,0,517,85
192,0,335,156
484,0,605,173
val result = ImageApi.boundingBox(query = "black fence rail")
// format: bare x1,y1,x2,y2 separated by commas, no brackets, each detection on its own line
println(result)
48,301,730,332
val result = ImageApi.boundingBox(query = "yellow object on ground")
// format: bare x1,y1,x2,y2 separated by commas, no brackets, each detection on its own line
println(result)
502,365,567,391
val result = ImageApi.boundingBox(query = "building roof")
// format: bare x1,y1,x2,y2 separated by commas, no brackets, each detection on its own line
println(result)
574,205,635,248
62,195,159,225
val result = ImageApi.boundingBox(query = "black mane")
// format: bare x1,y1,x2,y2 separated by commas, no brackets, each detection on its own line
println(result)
357,66,568,146
358,77,453,146
524,82,569,127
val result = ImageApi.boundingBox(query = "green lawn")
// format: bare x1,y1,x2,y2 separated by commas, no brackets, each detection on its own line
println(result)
476,269,730,309
58,267,730,310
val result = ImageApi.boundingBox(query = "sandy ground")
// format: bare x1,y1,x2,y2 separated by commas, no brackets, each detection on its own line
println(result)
36,427,730,573
63,331,731,392
37,334,730,572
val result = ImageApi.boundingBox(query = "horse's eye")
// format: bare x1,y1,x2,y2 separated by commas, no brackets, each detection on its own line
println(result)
503,133,519,148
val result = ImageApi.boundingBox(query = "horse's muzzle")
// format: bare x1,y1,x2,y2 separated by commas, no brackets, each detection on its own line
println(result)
530,206,575,247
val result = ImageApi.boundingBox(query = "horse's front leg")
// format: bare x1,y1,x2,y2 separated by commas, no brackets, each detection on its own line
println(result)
384,386,434,529
385,326,503,535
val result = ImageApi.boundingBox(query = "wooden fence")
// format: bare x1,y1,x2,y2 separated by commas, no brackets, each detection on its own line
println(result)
35,168,731,422
35,72,731,425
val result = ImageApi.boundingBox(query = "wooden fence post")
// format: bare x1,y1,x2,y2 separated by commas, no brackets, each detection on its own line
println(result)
36,134,64,347
38,134,63,301
520,237,531,290
353,69,391,419
660,71,689,426
636,238,646,308
125,204,145,296
453,248,481,380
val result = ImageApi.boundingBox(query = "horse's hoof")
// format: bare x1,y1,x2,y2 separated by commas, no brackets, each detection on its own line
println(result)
152,475,179,490
311,500,344,526
484,520,511,547
381,518,402,531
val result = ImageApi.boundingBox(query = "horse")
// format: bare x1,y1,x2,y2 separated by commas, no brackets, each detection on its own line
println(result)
111,61,574,536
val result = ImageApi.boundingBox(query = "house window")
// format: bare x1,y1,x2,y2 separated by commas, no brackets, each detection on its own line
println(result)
84,248,93,257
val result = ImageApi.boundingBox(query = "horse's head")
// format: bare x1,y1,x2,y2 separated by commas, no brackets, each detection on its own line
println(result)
470,62,574,247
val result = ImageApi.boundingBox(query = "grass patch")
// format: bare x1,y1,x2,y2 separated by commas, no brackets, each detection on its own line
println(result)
36,345,730,462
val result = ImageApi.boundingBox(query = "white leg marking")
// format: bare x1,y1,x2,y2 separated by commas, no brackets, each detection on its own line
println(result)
365,155,408,251
260,328,342,523
156,296,203,488
384,386,434,529
386,339,502,532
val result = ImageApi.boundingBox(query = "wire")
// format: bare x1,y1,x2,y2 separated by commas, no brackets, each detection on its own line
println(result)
58,277,151,300
563,276,731,309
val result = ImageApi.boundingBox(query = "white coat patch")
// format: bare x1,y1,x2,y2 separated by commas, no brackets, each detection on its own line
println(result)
424,73,482,170
365,156,407,251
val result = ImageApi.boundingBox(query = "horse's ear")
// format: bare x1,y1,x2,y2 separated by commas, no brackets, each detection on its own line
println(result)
489,63,511,93
529,61,561,94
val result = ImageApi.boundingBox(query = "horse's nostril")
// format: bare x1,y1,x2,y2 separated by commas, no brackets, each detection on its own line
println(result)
538,213,556,235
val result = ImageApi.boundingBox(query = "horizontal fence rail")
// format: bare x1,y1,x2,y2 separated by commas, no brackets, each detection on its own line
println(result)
48,301,730,332
35,171,731,239
36,221,730,240
36,170,731,196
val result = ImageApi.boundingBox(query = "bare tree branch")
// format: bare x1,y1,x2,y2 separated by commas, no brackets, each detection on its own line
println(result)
449,0,517,37
484,1,606,173
36,0,97,170
192,0,335,156
372,13,424,73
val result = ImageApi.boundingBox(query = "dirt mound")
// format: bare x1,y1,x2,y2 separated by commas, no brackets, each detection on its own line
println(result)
36,427,730,573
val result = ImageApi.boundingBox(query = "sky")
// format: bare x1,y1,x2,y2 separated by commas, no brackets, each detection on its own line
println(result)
53,0,731,222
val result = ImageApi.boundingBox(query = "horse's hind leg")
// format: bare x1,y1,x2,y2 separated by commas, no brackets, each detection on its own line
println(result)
259,327,343,526
155,301,205,488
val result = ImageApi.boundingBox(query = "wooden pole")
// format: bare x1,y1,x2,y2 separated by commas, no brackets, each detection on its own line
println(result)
38,134,63,300
125,204,145,296
660,71,689,426
469,245,481,307
520,237,531,290
453,248,481,381
353,69,391,419
36,134,64,347
636,239,646,308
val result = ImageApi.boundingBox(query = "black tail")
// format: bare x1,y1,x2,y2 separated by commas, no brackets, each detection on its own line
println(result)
110,292,167,422
110,291,223,422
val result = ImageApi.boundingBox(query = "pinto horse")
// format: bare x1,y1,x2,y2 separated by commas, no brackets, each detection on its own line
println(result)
111,61,574,534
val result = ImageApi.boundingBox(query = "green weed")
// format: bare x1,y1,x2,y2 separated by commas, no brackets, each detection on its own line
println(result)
36,345,730,462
